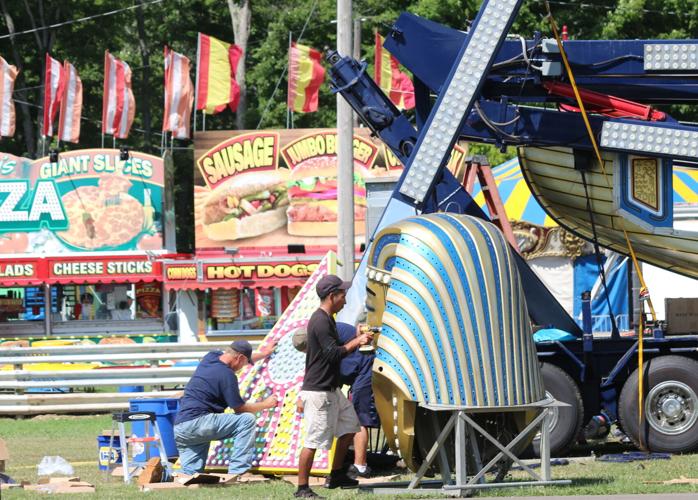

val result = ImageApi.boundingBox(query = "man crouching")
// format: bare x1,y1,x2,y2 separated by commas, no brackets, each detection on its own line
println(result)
174,340,278,476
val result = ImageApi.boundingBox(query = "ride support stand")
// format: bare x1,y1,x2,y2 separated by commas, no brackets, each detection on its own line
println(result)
364,399,571,496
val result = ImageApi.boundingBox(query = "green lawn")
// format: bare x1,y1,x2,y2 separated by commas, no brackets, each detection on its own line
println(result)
1,415,698,498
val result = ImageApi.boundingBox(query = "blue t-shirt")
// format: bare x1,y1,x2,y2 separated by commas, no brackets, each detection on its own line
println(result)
337,322,374,392
175,351,245,425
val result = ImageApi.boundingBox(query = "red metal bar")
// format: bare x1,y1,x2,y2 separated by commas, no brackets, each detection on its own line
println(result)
543,81,666,121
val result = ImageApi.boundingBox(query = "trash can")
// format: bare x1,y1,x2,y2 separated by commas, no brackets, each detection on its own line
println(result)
128,398,180,461
97,435,122,470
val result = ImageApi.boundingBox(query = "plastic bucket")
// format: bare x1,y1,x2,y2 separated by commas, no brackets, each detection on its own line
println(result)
97,435,122,470
118,385,145,393
129,398,180,460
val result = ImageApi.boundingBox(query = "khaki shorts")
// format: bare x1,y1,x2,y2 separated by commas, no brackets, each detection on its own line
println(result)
300,389,360,450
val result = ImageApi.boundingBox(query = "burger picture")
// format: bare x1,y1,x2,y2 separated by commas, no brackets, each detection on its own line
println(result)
202,169,289,241
286,157,367,236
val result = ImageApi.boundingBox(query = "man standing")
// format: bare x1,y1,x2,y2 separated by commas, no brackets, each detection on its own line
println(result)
174,340,278,477
295,275,373,498
337,322,379,479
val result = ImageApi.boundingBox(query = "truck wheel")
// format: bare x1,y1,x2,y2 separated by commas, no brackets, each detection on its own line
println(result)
618,355,698,453
531,363,584,457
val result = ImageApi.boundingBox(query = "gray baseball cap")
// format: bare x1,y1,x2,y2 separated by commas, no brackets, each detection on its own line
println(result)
316,274,351,299
230,340,254,364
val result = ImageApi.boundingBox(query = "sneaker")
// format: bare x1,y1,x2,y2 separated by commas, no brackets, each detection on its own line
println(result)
347,464,372,479
137,457,163,486
324,471,359,489
294,486,324,498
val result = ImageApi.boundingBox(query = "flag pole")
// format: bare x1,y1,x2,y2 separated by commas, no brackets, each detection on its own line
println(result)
193,33,201,134
286,32,292,129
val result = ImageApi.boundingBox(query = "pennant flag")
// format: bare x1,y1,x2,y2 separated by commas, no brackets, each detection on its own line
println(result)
42,54,64,137
57,60,82,143
196,33,242,114
374,32,415,110
102,50,135,139
0,56,18,138
287,42,325,113
163,46,194,139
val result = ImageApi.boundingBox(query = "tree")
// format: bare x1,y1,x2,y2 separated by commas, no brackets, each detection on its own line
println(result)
228,0,251,130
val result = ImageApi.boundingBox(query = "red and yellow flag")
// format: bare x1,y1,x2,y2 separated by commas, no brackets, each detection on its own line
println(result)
287,42,325,113
374,32,415,110
196,33,243,114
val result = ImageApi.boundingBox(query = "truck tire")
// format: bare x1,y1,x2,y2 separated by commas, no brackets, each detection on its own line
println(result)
531,363,584,457
618,355,698,453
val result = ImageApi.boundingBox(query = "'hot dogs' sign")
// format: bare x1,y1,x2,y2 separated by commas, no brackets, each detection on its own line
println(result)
204,262,319,281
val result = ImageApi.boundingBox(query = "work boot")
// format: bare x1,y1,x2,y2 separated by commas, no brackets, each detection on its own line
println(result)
137,457,163,486
324,469,359,489
294,485,324,498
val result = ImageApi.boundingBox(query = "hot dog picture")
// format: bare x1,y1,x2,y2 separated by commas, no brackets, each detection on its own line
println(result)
202,169,290,241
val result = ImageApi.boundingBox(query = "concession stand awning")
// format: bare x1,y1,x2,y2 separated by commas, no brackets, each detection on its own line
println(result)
163,252,324,337
0,258,47,288
45,255,163,285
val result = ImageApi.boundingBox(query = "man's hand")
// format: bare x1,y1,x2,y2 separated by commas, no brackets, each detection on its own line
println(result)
263,395,278,409
296,397,304,413
251,338,278,362
357,330,373,346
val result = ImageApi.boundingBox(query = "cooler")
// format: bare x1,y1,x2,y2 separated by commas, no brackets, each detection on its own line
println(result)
128,398,180,461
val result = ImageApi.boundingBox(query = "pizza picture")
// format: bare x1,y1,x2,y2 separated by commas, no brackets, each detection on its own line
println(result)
57,176,146,250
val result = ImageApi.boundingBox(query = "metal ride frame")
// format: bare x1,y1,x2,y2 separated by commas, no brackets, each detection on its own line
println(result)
365,400,570,496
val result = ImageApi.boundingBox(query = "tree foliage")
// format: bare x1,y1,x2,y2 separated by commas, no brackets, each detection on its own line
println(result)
0,0,695,250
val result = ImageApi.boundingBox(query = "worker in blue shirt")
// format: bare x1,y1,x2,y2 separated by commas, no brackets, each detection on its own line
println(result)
174,340,278,477
336,322,379,478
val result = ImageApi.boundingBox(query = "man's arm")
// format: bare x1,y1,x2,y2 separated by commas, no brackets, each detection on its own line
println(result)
235,395,278,414
251,337,278,362
340,324,373,355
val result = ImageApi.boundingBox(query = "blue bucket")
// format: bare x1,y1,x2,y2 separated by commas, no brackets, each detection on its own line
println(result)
118,385,145,393
97,435,122,470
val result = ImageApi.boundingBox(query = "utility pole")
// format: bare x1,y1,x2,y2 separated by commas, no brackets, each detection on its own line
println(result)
352,17,361,128
337,0,354,281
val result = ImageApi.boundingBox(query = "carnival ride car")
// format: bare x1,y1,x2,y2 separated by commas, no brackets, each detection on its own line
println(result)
328,0,698,472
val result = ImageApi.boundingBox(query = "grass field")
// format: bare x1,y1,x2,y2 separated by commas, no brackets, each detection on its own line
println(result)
1,415,698,498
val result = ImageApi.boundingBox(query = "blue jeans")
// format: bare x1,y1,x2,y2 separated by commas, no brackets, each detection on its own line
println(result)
174,412,256,475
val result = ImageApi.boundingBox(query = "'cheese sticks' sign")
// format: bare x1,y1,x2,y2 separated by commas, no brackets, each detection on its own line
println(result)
0,150,165,255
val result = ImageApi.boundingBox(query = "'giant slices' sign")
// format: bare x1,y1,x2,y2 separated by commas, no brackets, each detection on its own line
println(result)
0,150,165,255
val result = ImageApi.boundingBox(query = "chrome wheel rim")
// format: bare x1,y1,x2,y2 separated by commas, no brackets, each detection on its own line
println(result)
645,381,698,436
535,391,559,441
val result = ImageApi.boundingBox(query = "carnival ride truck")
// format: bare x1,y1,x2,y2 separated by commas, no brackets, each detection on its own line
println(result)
329,0,698,458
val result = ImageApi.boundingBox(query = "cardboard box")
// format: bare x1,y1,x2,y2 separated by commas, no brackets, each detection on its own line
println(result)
0,438,8,472
666,298,698,334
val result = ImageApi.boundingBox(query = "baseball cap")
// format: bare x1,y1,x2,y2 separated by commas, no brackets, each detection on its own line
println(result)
230,340,254,364
316,274,351,299
291,326,308,352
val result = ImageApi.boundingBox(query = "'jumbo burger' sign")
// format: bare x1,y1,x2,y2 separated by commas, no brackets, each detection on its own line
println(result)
281,131,378,237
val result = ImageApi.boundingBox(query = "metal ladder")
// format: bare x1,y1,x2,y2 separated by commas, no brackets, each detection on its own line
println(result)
107,411,172,484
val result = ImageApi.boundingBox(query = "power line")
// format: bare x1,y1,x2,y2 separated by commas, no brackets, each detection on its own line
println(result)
13,98,165,139
0,0,166,40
